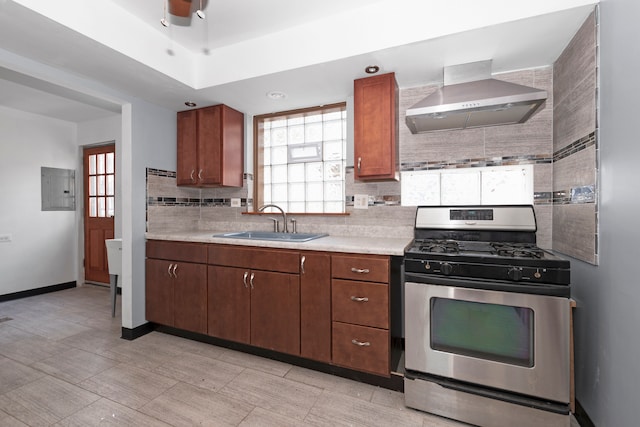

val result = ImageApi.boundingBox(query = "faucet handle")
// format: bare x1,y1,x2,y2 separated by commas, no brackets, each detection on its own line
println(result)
290,218,297,234
268,217,280,232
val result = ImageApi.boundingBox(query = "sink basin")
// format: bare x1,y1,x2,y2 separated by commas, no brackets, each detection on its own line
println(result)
214,231,328,242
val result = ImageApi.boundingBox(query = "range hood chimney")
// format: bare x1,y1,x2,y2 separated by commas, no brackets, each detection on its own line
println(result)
405,60,547,133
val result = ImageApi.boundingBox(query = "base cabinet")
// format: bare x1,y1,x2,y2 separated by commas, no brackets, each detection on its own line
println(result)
207,245,301,356
146,240,393,379
145,241,207,334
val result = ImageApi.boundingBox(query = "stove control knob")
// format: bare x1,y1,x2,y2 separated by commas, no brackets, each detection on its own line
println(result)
440,262,453,275
508,267,523,281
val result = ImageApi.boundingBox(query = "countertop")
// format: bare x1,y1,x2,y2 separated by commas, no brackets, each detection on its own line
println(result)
145,230,412,256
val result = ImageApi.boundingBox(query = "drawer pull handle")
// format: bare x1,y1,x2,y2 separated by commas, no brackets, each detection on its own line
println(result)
250,272,255,289
351,267,370,274
301,256,306,274
243,271,249,288
172,264,178,278
167,263,174,277
351,339,371,347
350,296,369,302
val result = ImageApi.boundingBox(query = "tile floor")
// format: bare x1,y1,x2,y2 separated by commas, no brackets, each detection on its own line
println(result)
0,285,579,427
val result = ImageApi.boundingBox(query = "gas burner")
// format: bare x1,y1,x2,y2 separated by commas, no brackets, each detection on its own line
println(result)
491,243,544,259
416,239,459,254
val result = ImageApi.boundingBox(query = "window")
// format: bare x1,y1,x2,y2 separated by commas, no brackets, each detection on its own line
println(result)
254,103,347,213
87,150,115,218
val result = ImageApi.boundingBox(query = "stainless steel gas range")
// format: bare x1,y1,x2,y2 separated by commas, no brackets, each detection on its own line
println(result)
403,205,572,427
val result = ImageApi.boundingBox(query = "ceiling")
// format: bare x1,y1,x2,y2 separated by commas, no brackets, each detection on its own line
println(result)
0,0,597,123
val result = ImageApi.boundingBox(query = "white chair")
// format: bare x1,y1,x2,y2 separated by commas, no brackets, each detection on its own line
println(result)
105,238,122,317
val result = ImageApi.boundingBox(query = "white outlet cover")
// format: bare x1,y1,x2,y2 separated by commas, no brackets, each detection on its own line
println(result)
230,198,241,207
354,194,369,209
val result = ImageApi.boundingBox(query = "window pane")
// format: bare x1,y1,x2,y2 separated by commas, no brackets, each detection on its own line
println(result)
89,155,96,175
323,120,342,140
272,183,287,201
324,182,343,201
324,161,343,181
288,164,305,183
288,183,306,202
306,162,323,182
323,140,343,161
272,165,288,183
89,176,97,196
288,125,304,144
271,146,288,165
305,122,322,142
106,152,115,174
306,201,323,212
324,201,343,213
263,166,272,184
289,202,305,212
96,153,105,174
271,127,287,146
306,182,323,201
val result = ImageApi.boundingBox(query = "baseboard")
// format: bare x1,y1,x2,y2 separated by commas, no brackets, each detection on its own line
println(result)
575,400,596,427
0,281,76,302
121,322,155,341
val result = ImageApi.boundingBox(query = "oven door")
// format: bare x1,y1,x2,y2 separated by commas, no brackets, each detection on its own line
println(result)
405,278,571,403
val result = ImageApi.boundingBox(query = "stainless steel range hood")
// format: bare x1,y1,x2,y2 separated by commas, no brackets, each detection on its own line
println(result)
405,60,547,133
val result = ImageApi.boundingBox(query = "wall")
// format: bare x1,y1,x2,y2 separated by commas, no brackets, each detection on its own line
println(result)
553,11,598,264
571,1,640,426
0,107,78,295
147,68,554,247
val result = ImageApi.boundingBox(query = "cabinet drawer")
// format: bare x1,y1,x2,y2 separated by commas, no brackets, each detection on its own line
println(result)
332,322,389,377
332,254,389,283
332,279,388,329
146,240,207,263
208,245,299,273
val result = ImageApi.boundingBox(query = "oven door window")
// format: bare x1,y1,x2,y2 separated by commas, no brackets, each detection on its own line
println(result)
430,297,534,367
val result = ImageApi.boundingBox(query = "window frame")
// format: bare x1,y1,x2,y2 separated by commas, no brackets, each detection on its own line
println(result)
253,102,347,215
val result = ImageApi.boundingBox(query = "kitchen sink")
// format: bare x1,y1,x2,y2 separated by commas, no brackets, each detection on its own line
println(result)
213,231,328,242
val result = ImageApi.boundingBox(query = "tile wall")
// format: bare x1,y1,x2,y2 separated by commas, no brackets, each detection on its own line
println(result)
552,10,599,264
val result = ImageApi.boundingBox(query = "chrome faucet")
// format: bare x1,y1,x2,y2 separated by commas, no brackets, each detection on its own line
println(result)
258,204,288,233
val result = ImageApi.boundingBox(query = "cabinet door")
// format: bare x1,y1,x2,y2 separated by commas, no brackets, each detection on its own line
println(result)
197,105,223,186
176,109,198,186
354,72,398,180
173,262,208,334
250,270,300,356
207,265,250,344
300,252,331,362
145,258,174,326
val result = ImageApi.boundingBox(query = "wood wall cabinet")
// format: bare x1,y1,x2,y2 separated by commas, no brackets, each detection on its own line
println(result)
330,253,391,377
145,240,207,334
177,104,244,187
353,72,399,181
300,252,332,363
208,245,301,356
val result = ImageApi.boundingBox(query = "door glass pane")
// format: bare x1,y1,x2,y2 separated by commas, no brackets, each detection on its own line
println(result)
107,196,115,217
89,155,96,175
97,197,106,217
430,297,534,367
106,152,115,174
96,154,105,174
97,175,106,196
106,175,114,196
89,176,97,196
89,197,97,217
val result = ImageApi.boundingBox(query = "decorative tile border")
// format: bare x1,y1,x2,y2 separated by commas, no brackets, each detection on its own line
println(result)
400,154,553,172
553,132,596,162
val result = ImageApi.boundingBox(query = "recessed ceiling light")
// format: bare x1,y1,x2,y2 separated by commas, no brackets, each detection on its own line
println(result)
267,91,287,100
185,101,197,107
365,65,380,74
